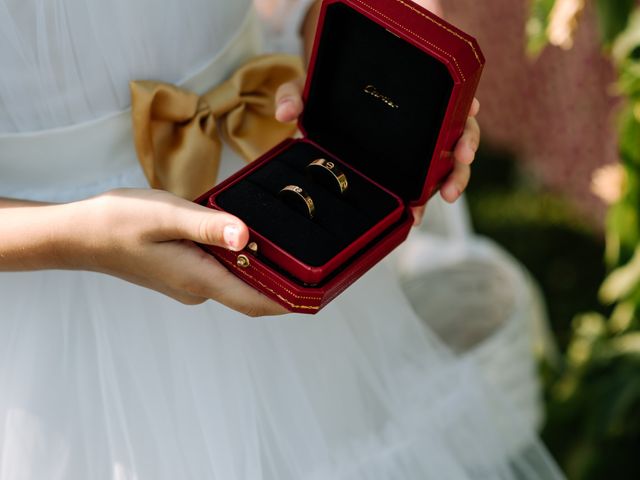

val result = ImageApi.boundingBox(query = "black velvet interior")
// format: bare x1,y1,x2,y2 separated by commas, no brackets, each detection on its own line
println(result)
215,141,400,266
303,2,454,202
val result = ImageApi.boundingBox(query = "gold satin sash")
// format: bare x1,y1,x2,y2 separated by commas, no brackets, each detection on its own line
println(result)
130,54,304,199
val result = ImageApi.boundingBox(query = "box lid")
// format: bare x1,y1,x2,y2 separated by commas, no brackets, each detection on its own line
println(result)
300,0,485,205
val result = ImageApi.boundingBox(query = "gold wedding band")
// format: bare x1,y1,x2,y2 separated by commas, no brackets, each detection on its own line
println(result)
279,185,316,219
307,158,349,194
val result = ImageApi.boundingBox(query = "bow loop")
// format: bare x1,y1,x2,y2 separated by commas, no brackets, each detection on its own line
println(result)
130,54,304,199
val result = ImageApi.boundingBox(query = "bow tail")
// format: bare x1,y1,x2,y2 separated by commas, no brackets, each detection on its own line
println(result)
222,104,299,162
157,112,224,199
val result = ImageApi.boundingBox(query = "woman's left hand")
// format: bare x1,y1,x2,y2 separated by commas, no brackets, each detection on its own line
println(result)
413,97,481,224
275,79,481,227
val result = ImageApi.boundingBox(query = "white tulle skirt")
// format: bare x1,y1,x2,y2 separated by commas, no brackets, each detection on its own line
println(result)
0,10,563,479
0,252,562,480
0,154,564,479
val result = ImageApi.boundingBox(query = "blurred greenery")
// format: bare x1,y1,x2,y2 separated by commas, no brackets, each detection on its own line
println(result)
526,0,557,56
594,0,635,47
487,1,640,478
466,147,608,350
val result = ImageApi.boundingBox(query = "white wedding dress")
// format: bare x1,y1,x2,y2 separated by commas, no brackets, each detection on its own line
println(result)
0,1,564,479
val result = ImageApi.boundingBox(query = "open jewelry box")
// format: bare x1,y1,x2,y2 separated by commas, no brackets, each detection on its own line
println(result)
195,0,485,313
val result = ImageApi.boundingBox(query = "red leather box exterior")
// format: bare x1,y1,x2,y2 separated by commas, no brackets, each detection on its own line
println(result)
195,0,484,314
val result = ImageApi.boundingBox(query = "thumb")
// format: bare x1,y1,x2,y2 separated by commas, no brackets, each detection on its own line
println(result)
166,202,250,251
275,77,305,123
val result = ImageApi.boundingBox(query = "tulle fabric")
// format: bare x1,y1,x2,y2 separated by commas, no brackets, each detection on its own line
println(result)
0,154,566,479
0,259,562,480
0,1,564,478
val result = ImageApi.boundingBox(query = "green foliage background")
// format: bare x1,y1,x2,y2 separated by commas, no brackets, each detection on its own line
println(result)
524,1,640,478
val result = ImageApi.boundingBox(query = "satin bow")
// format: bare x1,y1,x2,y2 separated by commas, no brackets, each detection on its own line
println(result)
130,54,304,199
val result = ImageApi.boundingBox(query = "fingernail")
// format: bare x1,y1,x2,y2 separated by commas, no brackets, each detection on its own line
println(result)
223,224,240,250
445,184,461,202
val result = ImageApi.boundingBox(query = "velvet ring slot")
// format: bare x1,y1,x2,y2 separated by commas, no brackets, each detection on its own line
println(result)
209,140,404,285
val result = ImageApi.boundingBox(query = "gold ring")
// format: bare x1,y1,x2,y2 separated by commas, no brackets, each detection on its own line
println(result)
278,185,316,219
307,158,349,194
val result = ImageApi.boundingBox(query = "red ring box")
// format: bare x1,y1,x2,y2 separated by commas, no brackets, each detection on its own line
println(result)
195,0,485,314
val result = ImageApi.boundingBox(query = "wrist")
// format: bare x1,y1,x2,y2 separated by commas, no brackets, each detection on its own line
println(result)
59,192,125,272
44,200,97,270
0,199,90,271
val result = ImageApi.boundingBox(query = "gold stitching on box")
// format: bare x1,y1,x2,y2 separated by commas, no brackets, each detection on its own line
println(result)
245,260,323,300
227,256,322,300
393,0,482,65
219,251,322,300
351,0,469,81
220,257,322,311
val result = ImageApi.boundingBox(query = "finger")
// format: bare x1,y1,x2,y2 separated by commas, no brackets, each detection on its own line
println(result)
469,97,480,117
163,289,208,306
414,0,444,17
107,257,209,306
186,250,290,316
214,271,291,316
453,117,480,166
136,242,286,315
275,78,305,123
411,205,426,226
158,200,250,251
118,273,209,306
440,162,471,203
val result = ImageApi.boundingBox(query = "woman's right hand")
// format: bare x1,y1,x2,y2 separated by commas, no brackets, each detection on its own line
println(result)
67,189,289,316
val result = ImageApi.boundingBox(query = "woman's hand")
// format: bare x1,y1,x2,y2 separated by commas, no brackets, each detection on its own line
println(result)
275,82,481,226
411,98,481,225
63,189,288,316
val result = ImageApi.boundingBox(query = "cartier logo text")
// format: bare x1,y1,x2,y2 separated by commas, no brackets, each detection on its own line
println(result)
363,85,399,109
